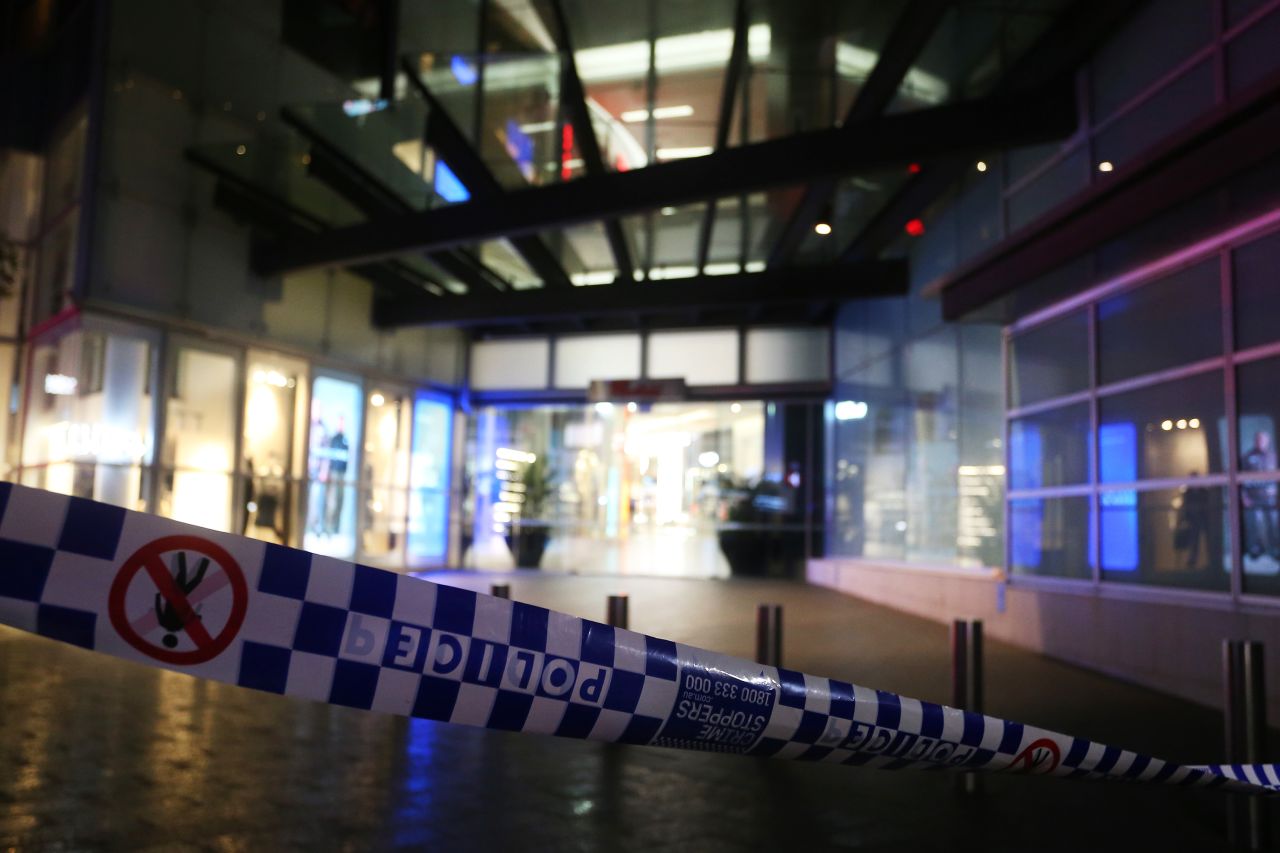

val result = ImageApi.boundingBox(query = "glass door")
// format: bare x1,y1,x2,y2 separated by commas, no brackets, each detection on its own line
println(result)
242,351,308,546
157,339,241,532
304,372,363,558
360,384,411,567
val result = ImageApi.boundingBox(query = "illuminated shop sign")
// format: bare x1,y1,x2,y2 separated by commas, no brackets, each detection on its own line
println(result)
46,421,149,463
43,374,78,396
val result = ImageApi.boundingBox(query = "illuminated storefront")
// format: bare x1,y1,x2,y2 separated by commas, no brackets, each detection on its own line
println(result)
17,311,456,570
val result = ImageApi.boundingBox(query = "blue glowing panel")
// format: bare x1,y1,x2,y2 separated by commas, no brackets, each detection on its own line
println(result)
504,119,534,180
1099,422,1138,571
433,160,471,203
1010,499,1043,570
450,55,478,86
1009,422,1042,491
408,393,452,565
1098,419,1138,483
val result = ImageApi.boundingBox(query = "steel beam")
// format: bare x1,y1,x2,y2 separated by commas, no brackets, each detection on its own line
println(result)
402,59,574,289
548,0,635,282
370,259,906,328
696,0,750,272
256,81,1076,275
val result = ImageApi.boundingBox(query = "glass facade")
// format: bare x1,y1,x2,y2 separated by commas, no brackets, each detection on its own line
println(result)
1005,222,1280,598
21,318,157,509
828,312,1005,569
14,313,456,571
459,399,817,577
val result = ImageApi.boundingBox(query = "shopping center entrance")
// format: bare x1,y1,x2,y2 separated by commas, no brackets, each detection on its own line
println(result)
461,400,820,578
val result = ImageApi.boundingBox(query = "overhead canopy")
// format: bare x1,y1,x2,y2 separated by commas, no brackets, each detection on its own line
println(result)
188,0,1132,335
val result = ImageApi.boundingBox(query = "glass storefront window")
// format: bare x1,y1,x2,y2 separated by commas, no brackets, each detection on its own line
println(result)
158,345,238,532
360,386,411,567
304,374,363,558
408,393,452,567
464,401,771,577
242,352,307,546
1009,496,1092,580
1235,230,1280,352
21,321,156,509
1097,372,1226,482
1096,259,1221,386
1007,311,1089,409
1008,403,1091,490
1100,485,1229,590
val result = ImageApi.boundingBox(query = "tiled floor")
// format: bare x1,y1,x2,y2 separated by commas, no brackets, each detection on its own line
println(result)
0,571,1261,851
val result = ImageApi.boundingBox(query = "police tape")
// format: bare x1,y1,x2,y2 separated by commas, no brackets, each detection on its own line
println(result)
0,481,1273,794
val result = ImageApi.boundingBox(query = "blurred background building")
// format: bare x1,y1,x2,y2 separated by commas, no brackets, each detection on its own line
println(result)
3,0,1280,713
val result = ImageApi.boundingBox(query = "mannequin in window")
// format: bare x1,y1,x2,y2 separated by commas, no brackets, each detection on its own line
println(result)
324,414,350,536
1241,430,1279,560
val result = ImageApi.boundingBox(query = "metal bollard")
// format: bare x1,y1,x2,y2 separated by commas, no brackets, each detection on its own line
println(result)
1224,639,1269,851
757,604,783,667
606,595,629,629
490,583,510,600
952,619,984,795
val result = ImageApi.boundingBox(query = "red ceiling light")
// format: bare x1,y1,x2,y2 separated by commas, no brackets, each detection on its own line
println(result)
905,218,925,237
907,162,921,174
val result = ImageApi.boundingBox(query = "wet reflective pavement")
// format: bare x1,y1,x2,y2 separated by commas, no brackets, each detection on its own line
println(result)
0,573,1257,851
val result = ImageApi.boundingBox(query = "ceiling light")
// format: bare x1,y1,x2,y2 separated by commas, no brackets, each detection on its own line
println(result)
660,206,678,215
814,222,832,236
518,120,557,134
1098,161,1114,173
620,104,694,123
976,160,988,172
1189,418,1200,429
730,403,742,414
656,146,713,159
370,392,385,407
1176,419,1188,429
573,24,771,84
1161,420,1173,431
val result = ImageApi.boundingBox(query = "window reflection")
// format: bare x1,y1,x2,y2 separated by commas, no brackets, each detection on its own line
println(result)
1100,485,1229,590
1096,259,1221,386
1008,403,1090,490
1098,372,1225,482
1008,311,1089,409
1009,496,1092,579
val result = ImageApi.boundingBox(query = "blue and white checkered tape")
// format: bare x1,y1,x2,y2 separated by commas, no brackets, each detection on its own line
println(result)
0,481,1273,794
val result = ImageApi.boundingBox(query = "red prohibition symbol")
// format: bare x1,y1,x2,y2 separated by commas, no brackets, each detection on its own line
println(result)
108,535,249,666
1006,737,1062,775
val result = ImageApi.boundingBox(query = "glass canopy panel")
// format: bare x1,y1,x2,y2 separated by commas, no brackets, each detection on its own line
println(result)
741,1,898,144
650,0,738,166
540,223,620,286
649,202,703,279
887,1,1067,114
479,239,542,289
189,135,366,228
407,49,563,191
792,170,909,264
285,99,433,210
396,256,462,296
478,51,564,189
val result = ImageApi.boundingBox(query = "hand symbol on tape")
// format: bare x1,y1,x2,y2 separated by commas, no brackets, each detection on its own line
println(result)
154,551,209,648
